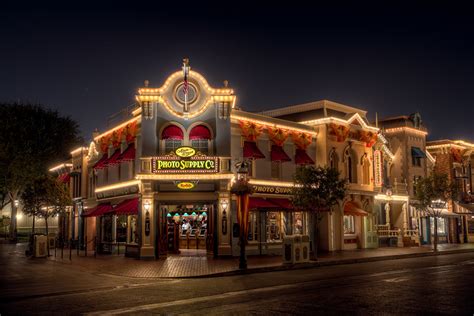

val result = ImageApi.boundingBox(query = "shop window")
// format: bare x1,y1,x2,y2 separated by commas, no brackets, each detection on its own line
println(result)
116,215,127,243
248,211,259,242
191,139,209,155
128,215,138,244
430,217,446,235
344,215,355,235
293,212,305,235
266,212,282,242
101,215,113,242
271,161,281,179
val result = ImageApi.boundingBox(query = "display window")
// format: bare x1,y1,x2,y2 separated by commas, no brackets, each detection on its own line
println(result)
266,211,282,242
248,211,259,242
430,217,446,235
128,215,138,244
344,215,355,235
293,212,305,235
116,215,127,243
101,214,113,242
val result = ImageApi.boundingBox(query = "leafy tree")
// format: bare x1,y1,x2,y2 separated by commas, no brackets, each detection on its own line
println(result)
21,175,71,254
414,173,458,252
291,166,347,258
0,103,81,240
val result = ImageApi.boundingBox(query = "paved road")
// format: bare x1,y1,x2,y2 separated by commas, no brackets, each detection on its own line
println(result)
2,251,474,315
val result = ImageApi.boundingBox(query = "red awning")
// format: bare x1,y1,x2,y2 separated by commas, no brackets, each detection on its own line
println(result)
113,198,139,215
243,141,265,159
118,143,135,163
267,198,293,210
271,145,291,162
106,149,121,166
249,197,279,209
161,125,184,140
57,173,71,184
93,154,109,169
344,201,368,216
82,204,113,217
295,149,314,165
189,125,211,140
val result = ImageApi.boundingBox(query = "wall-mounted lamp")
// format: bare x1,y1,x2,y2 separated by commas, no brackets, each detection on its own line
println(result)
144,200,151,212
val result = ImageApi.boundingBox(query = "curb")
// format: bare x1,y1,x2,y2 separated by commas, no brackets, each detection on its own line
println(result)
177,248,474,279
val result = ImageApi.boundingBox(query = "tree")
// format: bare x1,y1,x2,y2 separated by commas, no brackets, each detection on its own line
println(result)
414,173,458,252
21,175,71,254
0,103,81,241
291,166,347,259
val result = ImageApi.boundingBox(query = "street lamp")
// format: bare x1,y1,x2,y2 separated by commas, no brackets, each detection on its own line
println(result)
220,199,228,235
232,160,252,270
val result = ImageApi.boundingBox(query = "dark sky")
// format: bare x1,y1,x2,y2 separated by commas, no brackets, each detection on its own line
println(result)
1,3,473,141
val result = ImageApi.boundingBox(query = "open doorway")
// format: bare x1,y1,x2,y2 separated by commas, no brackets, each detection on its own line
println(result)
158,203,215,256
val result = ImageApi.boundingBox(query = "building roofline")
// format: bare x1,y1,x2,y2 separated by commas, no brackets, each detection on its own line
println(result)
259,99,367,118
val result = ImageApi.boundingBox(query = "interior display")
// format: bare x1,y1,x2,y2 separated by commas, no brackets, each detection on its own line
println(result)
163,204,210,251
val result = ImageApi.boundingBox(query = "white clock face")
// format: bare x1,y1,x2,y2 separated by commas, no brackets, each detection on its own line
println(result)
175,82,198,105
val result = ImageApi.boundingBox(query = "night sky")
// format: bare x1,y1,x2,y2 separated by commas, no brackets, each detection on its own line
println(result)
2,3,473,141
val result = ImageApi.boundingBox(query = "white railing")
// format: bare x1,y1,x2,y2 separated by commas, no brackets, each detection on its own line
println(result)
377,229,401,237
403,229,419,238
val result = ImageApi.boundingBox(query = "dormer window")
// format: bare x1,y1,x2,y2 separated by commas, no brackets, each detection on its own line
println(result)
161,125,184,154
189,125,211,155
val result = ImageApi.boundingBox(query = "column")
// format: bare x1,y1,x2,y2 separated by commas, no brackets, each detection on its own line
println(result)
217,191,231,255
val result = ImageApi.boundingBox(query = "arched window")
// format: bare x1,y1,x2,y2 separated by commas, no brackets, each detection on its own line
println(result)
161,125,183,153
344,147,358,184
361,153,370,185
329,148,339,171
189,125,211,154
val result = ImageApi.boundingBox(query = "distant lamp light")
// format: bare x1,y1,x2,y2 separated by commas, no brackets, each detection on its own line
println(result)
144,201,151,212
14,200,19,207
16,213,22,220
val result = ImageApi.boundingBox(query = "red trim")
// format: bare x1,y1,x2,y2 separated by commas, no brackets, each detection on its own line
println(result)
57,173,70,184
93,154,109,169
249,197,279,209
113,198,139,215
243,141,265,159
118,143,135,162
189,125,211,140
295,149,314,165
271,145,291,162
161,125,184,140
344,201,368,216
267,198,293,209
82,204,113,217
106,149,121,166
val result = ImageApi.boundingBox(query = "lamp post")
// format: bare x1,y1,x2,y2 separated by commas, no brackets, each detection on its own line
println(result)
232,160,251,270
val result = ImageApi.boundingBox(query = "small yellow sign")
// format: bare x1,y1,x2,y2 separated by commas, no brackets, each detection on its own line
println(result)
175,146,196,158
177,182,195,190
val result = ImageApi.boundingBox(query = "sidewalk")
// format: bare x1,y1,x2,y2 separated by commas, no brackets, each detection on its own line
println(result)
42,243,474,278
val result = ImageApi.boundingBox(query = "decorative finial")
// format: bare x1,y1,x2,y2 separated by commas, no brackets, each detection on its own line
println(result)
223,80,229,87
144,80,149,87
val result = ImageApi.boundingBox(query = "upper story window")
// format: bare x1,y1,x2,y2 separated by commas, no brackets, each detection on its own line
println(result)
361,154,371,185
161,125,184,154
329,148,339,171
189,125,211,155
411,147,426,167
344,147,358,184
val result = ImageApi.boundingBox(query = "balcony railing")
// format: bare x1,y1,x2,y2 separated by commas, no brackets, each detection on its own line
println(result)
403,229,419,238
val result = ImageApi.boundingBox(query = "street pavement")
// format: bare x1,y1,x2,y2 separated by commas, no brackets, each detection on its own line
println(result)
18,242,474,278
2,243,474,314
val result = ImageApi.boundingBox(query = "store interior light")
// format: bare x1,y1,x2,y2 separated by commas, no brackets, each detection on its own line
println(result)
191,212,197,216
174,213,179,217
183,212,189,216
202,211,207,216
167,213,172,217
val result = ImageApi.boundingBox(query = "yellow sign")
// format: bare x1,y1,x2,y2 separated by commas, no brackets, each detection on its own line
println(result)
374,150,383,187
177,182,195,190
175,146,196,158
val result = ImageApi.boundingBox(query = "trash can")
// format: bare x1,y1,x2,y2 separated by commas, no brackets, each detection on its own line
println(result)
301,235,310,262
34,234,47,258
282,236,294,264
